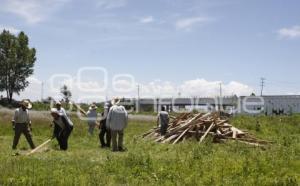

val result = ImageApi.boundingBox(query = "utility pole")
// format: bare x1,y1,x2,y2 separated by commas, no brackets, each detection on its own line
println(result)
41,81,44,102
260,78,265,96
137,84,140,113
219,82,223,111
219,83,222,98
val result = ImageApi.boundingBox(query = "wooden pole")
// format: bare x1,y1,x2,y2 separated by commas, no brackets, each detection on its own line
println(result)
199,123,215,143
72,102,88,116
26,139,53,156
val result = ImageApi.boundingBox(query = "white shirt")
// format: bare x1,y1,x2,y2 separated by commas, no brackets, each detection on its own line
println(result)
58,108,67,117
107,105,128,130
87,109,97,123
57,107,73,126
12,108,31,124
53,115,73,130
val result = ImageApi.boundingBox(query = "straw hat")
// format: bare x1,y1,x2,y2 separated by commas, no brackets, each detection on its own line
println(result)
55,101,62,106
21,100,32,109
50,108,61,116
111,97,121,105
89,103,98,110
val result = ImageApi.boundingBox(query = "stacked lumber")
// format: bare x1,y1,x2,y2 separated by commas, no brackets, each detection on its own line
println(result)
142,112,270,147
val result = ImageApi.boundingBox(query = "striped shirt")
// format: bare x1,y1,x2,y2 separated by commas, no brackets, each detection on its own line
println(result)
12,108,31,124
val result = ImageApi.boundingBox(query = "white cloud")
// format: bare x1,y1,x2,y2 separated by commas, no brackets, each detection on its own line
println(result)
223,81,254,96
176,17,212,31
277,25,300,39
139,79,254,98
96,0,127,9
0,0,70,24
0,25,20,34
14,76,43,101
179,79,253,97
140,16,154,23
140,80,178,98
11,76,254,102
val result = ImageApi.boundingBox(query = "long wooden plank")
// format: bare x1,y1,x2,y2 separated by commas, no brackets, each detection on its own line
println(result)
165,113,210,137
162,134,179,143
72,102,87,116
233,130,237,139
199,123,215,143
26,139,53,156
155,136,166,142
172,127,191,144
235,140,266,148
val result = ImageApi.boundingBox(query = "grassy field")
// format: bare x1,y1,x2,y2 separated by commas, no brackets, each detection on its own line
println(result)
0,110,299,186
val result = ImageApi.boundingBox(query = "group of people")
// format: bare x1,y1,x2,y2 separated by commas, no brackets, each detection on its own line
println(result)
85,98,128,151
12,98,129,152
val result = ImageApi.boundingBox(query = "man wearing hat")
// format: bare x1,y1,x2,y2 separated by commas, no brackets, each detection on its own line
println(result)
107,98,128,152
55,101,74,126
50,108,73,150
12,100,36,150
55,101,67,117
86,103,98,135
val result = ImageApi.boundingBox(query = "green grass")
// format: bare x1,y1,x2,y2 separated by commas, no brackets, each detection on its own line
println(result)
0,112,299,186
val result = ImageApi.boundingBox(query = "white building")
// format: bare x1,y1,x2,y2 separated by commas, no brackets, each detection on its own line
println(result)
239,95,300,115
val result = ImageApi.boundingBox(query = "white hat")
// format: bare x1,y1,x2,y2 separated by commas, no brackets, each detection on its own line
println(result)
111,97,121,105
89,103,98,110
21,100,32,109
50,108,61,116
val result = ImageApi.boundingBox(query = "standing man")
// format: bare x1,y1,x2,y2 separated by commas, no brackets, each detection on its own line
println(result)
12,100,36,150
107,98,128,152
157,106,169,136
86,103,98,135
99,102,112,148
50,108,73,150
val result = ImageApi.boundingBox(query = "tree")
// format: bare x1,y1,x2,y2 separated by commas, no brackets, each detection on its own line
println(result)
60,85,72,103
0,30,36,103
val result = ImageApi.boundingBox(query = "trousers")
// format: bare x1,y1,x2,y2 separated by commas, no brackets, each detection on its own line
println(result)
111,130,124,151
12,123,35,149
99,124,111,147
54,125,73,150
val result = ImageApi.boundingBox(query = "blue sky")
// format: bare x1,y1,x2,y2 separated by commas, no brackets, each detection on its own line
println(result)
0,0,300,101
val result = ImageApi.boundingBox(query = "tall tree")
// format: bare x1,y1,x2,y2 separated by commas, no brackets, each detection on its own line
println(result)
0,30,36,103
60,85,72,103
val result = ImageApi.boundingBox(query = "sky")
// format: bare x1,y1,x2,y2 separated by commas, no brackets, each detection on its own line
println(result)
0,0,300,102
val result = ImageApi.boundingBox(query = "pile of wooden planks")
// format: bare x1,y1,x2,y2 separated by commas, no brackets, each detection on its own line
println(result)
142,112,270,147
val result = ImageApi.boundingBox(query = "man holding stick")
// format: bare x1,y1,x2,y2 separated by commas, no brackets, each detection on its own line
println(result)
50,108,73,150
